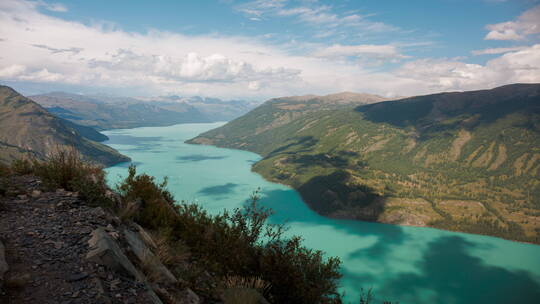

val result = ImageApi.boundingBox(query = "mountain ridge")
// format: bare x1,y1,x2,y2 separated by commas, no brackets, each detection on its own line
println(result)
188,83,540,244
30,92,258,130
0,85,129,166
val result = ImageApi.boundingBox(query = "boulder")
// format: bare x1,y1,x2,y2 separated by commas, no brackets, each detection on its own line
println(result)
133,223,157,249
85,228,144,281
178,288,200,304
124,229,177,284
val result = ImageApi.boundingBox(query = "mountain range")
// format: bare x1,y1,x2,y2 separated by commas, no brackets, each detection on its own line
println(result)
30,92,258,131
0,86,129,166
188,84,540,244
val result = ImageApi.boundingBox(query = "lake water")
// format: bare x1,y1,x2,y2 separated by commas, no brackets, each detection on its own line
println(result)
103,122,540,303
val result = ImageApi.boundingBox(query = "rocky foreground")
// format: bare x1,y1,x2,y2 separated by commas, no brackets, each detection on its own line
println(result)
0,175,229,304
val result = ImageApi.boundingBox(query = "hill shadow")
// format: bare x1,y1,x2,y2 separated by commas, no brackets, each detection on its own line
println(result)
283,152,354,170
356,86,540,131
297,170,382,219
381,235,540,303
266,136,318,157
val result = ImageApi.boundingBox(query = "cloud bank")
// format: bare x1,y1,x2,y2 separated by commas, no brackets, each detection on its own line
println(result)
0,0,539,99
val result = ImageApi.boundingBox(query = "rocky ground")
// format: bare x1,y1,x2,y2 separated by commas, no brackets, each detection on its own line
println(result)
0,175,201,304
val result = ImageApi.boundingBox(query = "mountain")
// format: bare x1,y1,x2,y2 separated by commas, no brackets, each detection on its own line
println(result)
30,92,258,131
0,86,129,166
187,92,388,151
30,92,209,130
59,118,109,142
148,95,259,122
188,84,540,244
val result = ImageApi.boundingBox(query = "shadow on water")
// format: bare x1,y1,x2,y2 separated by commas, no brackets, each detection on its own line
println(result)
198,183,240,196
105,134,164,144
257,188,407,255
381,236,540,303
176,154,228,162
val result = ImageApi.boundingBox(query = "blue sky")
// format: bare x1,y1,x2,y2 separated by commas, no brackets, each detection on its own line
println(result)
0,0,539,99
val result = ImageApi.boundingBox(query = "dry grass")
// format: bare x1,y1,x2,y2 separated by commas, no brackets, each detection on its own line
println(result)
154,231,190,267
140,248,163,283
223,275,271,294
118,199,141,222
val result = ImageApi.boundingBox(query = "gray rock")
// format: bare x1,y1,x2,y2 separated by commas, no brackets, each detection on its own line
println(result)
85,228,144,281
67,272,89,282
31,190,41,198
179,288,200,304
133,223,157,249
145,282,165,304
124,229,177,284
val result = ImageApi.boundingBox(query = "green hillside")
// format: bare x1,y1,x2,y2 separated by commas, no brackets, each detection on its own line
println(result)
0,85,129,166
188,84,540,244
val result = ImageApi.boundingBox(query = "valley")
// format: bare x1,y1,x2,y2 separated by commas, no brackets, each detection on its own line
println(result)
30,92,257,131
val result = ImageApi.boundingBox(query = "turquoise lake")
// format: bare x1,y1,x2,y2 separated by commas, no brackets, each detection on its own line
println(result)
103,122,540,303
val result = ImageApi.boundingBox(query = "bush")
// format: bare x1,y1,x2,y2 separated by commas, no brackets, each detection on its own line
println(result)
31,148,113,207
116,165,177,228
0,162,11,177
116,165,343,304
10,159,33,175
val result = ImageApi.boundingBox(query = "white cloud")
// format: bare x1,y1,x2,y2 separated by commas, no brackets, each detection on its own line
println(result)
312,44,409,63
471,46,528,55
0,0,539,100
38,1,67,13
236,0,398,34
397,44,540,91
485,5,540,40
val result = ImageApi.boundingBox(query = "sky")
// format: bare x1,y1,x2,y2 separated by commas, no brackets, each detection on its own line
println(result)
0,0,539,100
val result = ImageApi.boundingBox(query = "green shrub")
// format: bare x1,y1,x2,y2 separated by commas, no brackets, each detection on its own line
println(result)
10,159,33,175
31,149,113,207
116,166,343,304
116,165,177,228
0,162,11,177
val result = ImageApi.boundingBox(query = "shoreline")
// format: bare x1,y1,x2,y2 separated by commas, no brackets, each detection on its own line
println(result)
185,140,540,246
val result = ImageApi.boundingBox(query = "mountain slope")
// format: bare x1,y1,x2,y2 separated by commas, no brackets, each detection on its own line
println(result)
188,84,540,243
187,92,388,154
0,86,129,166
30,92,209,130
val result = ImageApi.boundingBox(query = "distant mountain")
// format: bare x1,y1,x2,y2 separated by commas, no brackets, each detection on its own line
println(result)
0,86,129,166
30,92,258,130
30,92,209,130
149,95,259,122
188,84,540,244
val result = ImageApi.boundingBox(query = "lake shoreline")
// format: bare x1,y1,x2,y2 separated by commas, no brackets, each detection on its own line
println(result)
186,139,539,246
